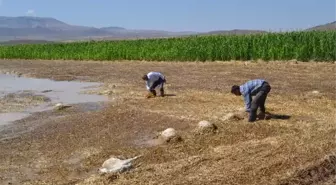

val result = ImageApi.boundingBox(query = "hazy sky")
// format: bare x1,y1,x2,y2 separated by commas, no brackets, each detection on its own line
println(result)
0,0,335,31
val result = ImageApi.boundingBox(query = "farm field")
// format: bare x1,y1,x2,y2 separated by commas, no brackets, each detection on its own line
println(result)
0,59,335,185
0,31,335,62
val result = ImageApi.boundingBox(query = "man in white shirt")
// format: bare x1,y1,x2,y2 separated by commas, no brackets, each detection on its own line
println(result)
142,72,166,98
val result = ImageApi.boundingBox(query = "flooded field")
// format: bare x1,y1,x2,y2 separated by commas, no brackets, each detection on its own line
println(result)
0,73,108,125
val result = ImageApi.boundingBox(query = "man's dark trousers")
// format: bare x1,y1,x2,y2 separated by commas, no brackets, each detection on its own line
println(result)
249,82,271,122
149,77,166,96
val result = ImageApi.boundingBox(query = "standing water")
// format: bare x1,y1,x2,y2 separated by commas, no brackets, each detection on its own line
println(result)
0,74,108,125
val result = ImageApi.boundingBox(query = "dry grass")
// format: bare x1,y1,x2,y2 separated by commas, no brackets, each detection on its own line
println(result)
0,60,335,185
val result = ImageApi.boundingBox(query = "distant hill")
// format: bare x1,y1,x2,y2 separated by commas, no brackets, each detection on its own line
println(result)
0,16,269,42
0,39,55,45
99,26,127,32
306,21,336,31
0,16,197,42
0,16,334,43
0,16,112,41
203,29,267,35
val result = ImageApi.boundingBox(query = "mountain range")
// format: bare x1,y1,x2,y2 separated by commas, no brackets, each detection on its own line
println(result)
0,16,197,42
0,16,335,44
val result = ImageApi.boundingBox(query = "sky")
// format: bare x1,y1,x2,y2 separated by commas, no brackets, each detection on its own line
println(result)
0,0,335,32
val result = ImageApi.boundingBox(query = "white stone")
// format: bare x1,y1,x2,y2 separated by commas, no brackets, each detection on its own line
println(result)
55,103,63,107
198,120,210,128
161,128,177,141
198,120,216,130
311,90,319,94
196,120,217,133
98,156,140,173
54,103,71,110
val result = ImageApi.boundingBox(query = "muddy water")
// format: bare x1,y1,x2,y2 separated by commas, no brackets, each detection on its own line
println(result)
0,74,108,125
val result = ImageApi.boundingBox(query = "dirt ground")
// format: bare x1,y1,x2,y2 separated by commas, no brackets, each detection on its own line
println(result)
0,60,335,185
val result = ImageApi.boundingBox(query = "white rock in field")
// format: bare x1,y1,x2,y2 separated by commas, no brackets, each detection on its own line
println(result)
55,103,63,107
196,120,217,133
198,120,211,128
54,103,71,110
158,128,182,143
98,156,140,173
311,90,320,94
161,128,177,141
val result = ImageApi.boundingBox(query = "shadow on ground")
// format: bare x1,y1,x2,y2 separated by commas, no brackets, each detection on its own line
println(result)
164,94,176,97
264,112,291,120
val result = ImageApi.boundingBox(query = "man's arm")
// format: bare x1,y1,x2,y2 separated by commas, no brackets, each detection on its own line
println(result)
146,81,151,91
243,93,252,112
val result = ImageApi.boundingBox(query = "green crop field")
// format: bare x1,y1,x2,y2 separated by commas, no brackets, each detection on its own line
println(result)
0,31,335,62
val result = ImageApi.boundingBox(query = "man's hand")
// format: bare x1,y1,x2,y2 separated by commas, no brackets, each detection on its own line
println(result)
146,93,155,98
146,90,156,98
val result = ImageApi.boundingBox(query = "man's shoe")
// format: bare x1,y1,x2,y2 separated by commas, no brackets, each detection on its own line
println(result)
248,119,256,122
160,89,165,97
257,112,266,120
248,113,257,122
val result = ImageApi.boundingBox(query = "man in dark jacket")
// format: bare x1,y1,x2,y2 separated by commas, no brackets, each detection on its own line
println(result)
231,79,271,122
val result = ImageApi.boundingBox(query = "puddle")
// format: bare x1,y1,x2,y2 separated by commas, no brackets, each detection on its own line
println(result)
0,112,31,123
0,74,108,125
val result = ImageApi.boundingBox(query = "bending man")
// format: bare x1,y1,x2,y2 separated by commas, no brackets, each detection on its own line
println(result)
142,72,166,98
231,79,271,122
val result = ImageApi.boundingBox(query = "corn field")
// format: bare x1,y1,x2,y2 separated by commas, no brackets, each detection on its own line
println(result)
0,31,335,62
